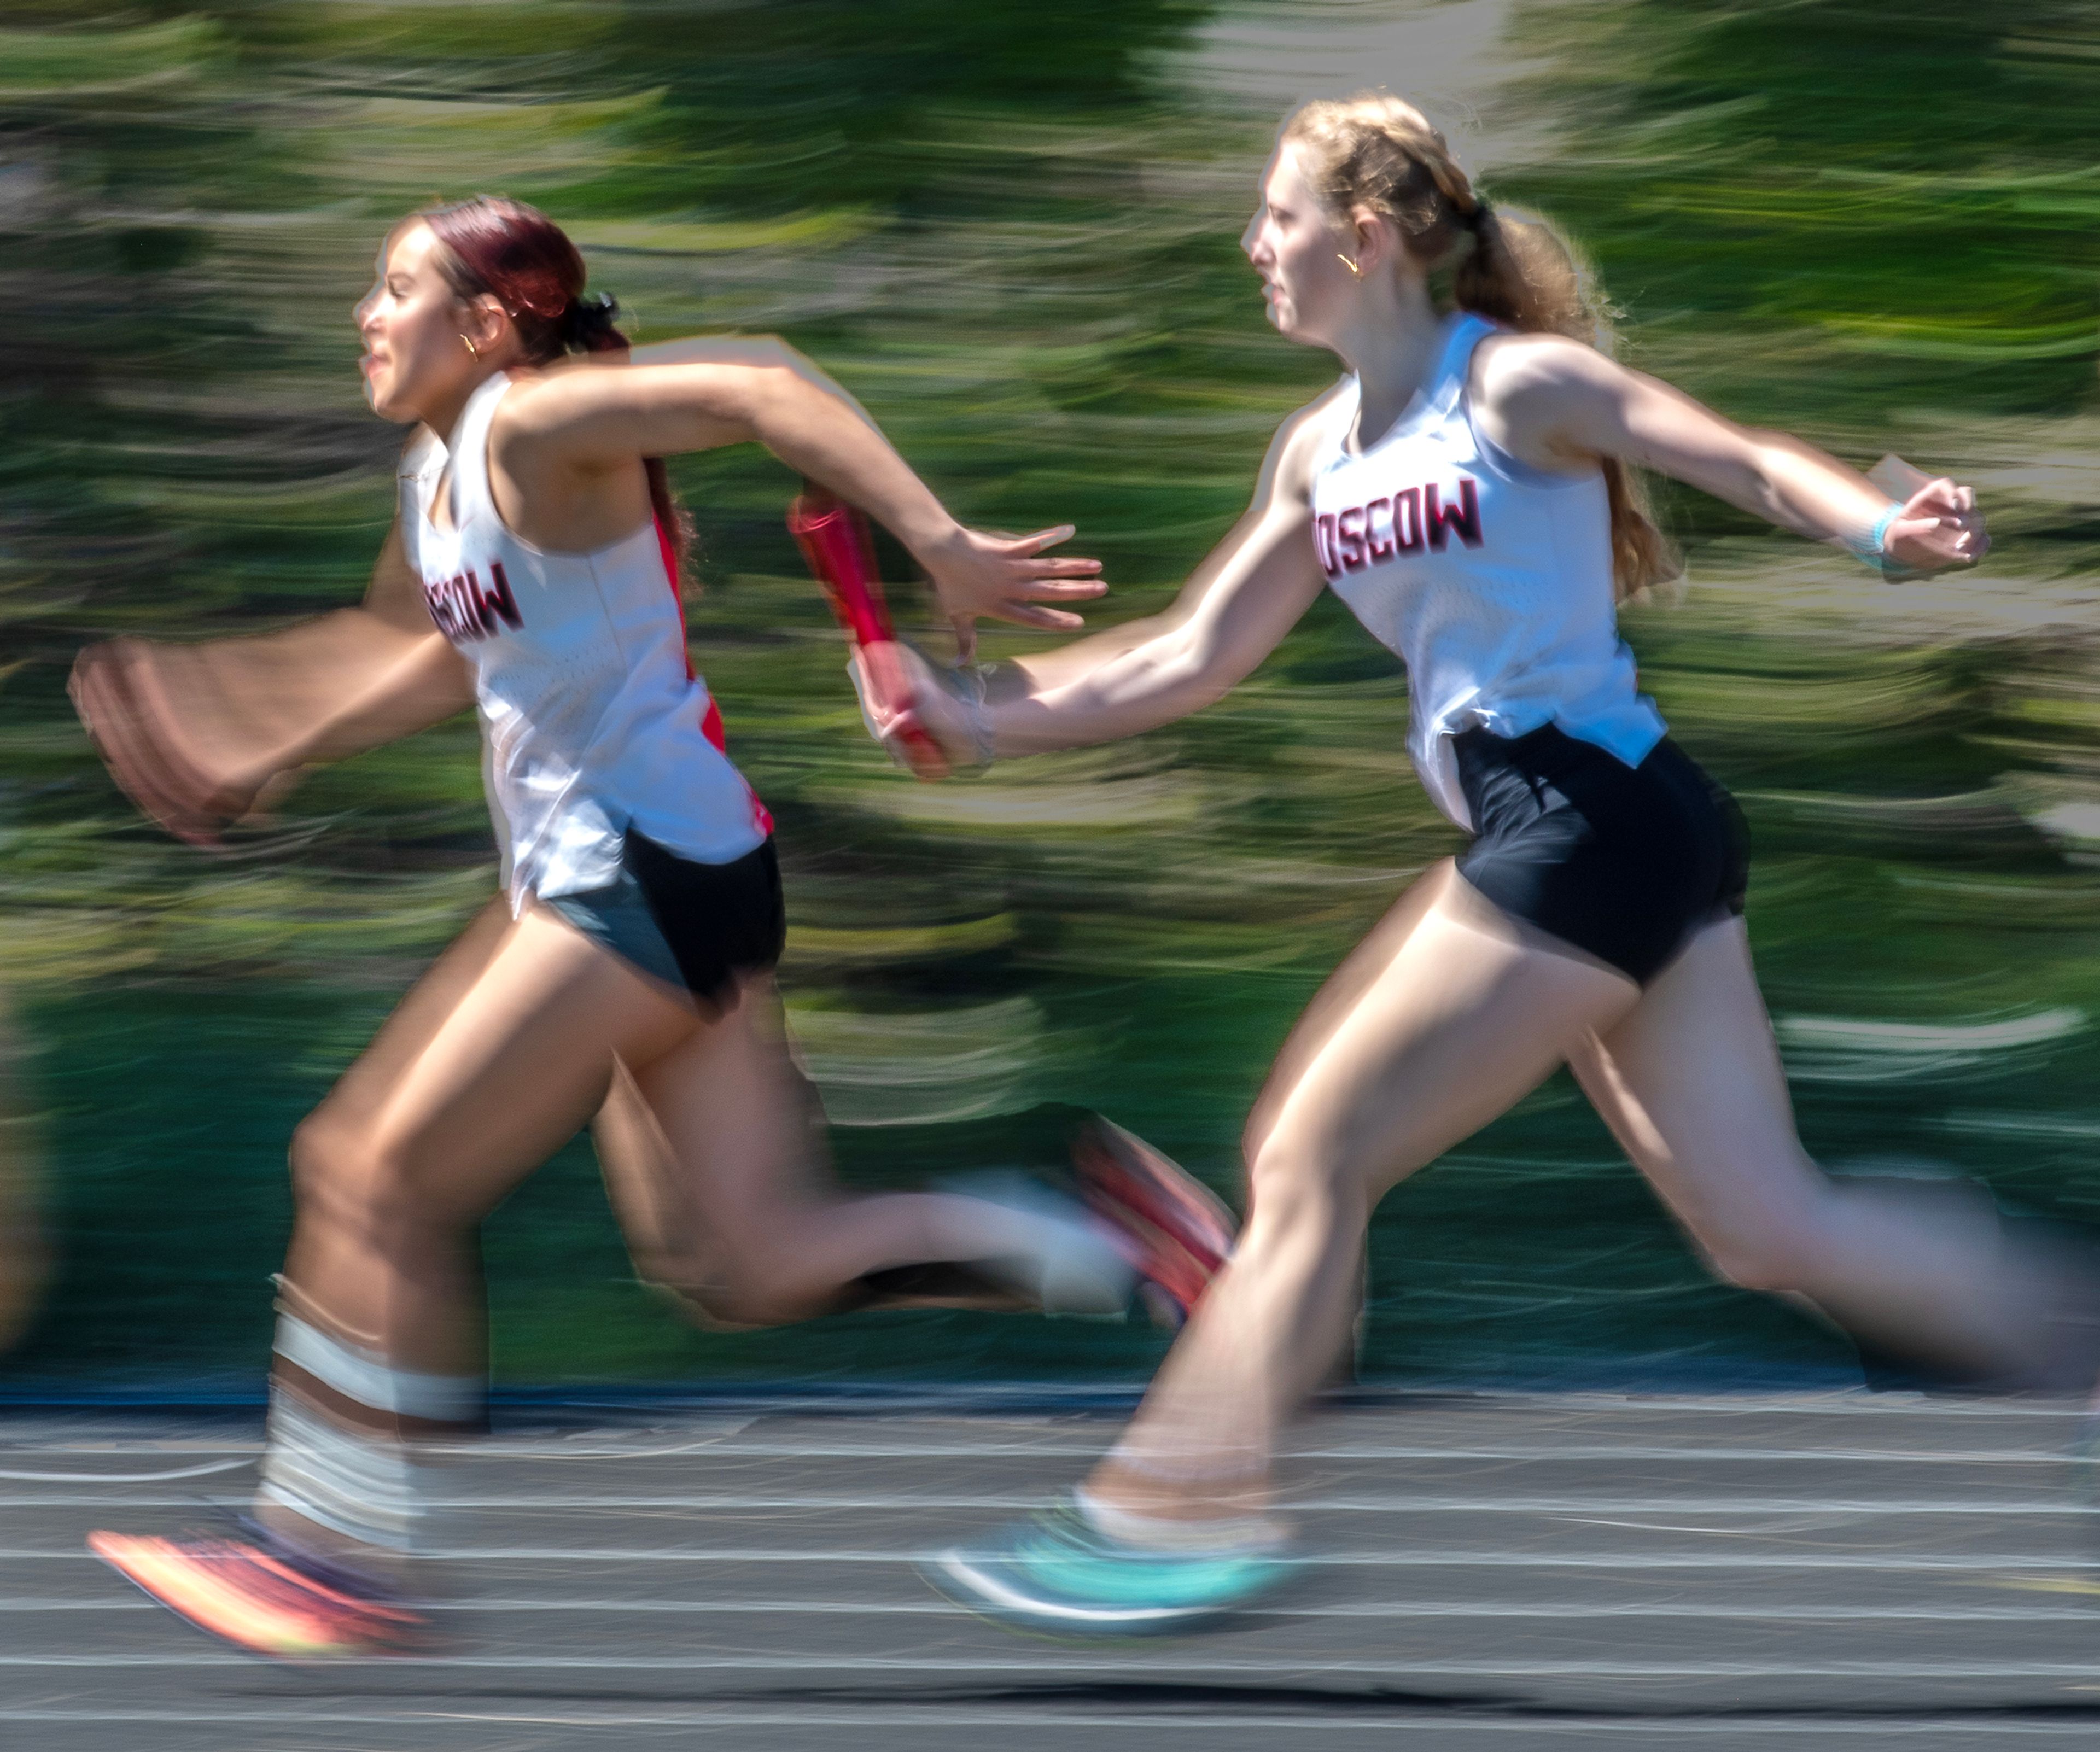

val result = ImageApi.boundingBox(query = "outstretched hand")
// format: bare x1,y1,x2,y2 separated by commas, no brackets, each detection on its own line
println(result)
918,523,1104,662
69,640,279,846
1883,476,1988,576
849,640,984,774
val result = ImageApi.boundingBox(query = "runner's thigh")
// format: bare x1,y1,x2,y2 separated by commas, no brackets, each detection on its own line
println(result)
309,896,516,1137
1568,915,1823,1238
338,903,705,1225
1254,875,1640,1205
627,977,836,1255
1244,860,1455,1170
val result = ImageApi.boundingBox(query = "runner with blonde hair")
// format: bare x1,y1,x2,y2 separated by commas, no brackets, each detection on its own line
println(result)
864,95,2086,1631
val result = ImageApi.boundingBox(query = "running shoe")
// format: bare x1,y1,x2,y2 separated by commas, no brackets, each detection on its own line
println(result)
921,1500,1297,1635
1071,1116,1236,1326
88,1526,429,1659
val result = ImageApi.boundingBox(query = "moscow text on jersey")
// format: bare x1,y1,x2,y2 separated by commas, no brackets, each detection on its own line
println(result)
1315,476,1483,581
424,561,523,644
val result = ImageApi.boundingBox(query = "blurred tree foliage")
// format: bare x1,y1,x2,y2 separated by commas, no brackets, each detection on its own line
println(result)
1502,0,2100,552
1521,2,2100,383
3,0,2099,1390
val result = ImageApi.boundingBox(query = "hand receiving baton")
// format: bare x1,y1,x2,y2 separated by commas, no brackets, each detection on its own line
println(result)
786,487,950,781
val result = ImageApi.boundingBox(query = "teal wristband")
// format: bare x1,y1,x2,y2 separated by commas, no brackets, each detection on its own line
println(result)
1869,501,1902,561
1842,501,1905,575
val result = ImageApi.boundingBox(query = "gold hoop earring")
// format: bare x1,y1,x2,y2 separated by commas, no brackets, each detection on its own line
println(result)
1336,252,1363,279
459,333,481,359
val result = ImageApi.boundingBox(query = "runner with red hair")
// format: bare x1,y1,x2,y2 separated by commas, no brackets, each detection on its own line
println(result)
74,195,1229,1657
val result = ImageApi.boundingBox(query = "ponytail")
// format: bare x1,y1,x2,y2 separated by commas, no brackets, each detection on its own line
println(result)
420,196,695,592
1282,95,1678,600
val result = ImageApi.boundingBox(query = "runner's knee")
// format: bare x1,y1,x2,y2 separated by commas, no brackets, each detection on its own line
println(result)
1703,1232,1810,1295
638,1213,827,1327
649,1272,792,1330
678,1255,813,1327
1243,1128,1362,1245
288,1114,454,1254
288,1112,359,1217
1681,1171,1829,1294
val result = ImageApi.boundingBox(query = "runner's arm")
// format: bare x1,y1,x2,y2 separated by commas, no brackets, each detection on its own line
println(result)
505,341,1103,649
870,407,1334,760
257,519,473,766
1474,334,1987,573
70,517,472,841
144,518,471,768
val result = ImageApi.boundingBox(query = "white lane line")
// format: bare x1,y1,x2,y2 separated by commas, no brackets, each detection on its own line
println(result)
7,1545,2100,1572
0,1460,249,1484
9,1491,2090,1515
6,1441,2087,1464
4,1652,2100,1680
2,1595,2095,1623
0,1707,2083,1736
538,1444,2089,1463
1398,1396,2089,1417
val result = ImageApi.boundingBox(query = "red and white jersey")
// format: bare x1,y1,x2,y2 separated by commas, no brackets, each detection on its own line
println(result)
399,370,770,908
1309,313,1665,829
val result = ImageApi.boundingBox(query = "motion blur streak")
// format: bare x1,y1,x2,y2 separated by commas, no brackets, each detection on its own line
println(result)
2,0,2099,1405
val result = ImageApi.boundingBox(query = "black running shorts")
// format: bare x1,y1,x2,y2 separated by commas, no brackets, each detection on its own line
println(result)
546,829,785,1010
1452,725,1749,986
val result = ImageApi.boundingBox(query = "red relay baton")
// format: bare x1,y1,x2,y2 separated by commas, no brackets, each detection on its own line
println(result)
786,487,949,780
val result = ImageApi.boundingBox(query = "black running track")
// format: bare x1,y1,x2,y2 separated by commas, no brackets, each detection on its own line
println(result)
4,1393,2099,1750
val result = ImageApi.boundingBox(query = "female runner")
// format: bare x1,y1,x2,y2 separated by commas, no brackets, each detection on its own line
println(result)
860,95,2087,1630
76,195,1229,1657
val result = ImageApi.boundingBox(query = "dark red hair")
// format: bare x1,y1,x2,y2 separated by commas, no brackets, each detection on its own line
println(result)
419,195,692,586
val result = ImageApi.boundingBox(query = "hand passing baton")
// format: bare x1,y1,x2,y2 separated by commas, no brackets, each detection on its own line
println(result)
786,487,949,781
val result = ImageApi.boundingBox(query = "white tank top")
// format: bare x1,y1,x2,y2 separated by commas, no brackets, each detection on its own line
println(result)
1309,313,1665,830
399,370,771,909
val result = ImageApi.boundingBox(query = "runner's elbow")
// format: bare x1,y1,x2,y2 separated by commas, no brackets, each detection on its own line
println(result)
1170,635,1249,714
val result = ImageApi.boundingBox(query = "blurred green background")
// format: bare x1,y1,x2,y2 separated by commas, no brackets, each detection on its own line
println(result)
3,0,2099,1395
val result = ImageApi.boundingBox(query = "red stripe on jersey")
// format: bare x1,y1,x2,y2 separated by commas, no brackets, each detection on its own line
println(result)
654,515,696,682
656,513,773,838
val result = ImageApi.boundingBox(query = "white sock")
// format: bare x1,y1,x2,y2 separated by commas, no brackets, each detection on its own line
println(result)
271,1313,483,1423
260,1393,435,1552
259,1315,482,1553
937,1175,1139,1315
1072,1484,1285,1554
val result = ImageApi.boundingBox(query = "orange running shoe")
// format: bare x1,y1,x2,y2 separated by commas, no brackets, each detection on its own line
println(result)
1070,1116,1236,1327
88,1528,429,1659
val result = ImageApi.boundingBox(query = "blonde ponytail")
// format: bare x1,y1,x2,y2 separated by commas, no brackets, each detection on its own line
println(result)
1281,94,1678,600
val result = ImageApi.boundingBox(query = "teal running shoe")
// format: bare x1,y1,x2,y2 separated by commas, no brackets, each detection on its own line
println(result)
920,1502,1298,1635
